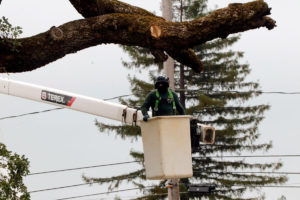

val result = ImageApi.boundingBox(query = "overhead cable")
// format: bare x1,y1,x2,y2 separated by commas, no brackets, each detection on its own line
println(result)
0,94,133,121
175,89,300,95
29,174,143,193
35,183,300,200
27,155,300,176
0,107,64,120
55,186,154,200
193,171,300,175
29,177,300,195
29,183,90,193
193,154,300,158
1,89,300,121
226,185,300,188
28,161,139,176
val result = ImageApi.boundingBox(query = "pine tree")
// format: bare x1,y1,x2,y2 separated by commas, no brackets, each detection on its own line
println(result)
84,1,287,199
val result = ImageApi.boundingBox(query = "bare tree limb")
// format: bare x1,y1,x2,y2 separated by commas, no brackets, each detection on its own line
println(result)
167,49,203,73
69,0,171,67
150,49,168,63
69,0,157,18
0,0,275,73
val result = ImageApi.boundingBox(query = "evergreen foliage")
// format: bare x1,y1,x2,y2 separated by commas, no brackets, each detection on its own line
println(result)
86,0,287,199
0,143,30,200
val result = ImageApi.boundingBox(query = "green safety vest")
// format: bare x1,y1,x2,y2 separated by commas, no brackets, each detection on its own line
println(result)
154,89,176,114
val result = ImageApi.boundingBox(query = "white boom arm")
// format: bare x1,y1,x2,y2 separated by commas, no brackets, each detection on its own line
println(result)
0,77,143,125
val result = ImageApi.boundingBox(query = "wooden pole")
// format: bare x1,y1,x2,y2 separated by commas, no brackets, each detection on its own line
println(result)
162,0,180,199
168,179,181,200
162,0,175,90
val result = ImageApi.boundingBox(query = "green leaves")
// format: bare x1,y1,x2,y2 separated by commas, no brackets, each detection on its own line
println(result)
0,16,23,52
0,143,30,200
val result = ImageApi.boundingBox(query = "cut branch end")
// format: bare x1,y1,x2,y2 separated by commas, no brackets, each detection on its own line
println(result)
150,25,162,38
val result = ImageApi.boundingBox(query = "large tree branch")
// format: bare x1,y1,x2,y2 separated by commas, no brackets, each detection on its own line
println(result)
69,0,169,64
69,0,157,18
0,0,275,73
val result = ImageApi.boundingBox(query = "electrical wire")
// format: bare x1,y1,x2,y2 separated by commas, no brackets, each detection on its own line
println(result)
28,161,139,176
0,94,134,121
29,183,91,193
176,89,300,95
0,107,64,120
193,154,300,158
193,171,300,175
32,182,300,200
1,90,300,121
223,185,300,188
29,179,300,195
27,154,300,176
28,171,300,194
55,186,154,200
29,174,144,193
255,91,300,95
28,170,300,193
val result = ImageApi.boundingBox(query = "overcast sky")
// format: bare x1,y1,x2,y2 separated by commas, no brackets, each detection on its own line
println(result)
0,0,300,199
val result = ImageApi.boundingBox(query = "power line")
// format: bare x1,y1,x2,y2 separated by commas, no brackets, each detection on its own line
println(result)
176,89,300,95
35,183,300,200
257,91,300,95
227,185,300,188
193,171,300,175
29,176,300,195
103,94,133,101
28,161,139,176
0,107,64,120
29,174,144,193
0,94,133,121
28,171,300,194
1,89,300,121
29,183,91,193
55,186,154,200
27,155,300,176
193,154,300,158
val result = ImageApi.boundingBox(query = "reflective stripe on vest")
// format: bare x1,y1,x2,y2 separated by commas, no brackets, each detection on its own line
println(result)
154,89,176,113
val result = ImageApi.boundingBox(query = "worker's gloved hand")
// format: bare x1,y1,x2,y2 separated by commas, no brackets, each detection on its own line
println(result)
143,115,150,122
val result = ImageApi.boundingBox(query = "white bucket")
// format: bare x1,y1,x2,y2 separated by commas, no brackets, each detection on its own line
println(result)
140,115,193,180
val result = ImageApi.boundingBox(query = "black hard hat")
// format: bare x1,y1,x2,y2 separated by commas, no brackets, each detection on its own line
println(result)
155,75,169,88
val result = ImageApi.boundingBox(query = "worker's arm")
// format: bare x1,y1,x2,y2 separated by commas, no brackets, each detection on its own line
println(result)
141,92,154,120
173,92,185,115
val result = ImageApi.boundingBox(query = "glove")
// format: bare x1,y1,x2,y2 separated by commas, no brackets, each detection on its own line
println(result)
143,115,150,122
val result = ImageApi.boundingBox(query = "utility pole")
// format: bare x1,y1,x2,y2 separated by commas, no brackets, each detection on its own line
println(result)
162,0,175,91
162,0,180,199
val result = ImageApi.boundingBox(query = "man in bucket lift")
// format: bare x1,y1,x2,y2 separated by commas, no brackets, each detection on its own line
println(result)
141,75,185,121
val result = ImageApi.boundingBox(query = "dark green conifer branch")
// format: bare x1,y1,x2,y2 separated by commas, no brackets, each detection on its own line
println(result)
95,120,141,140
83,169,145,190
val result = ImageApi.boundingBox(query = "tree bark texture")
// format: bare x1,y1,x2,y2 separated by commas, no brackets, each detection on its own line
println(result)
0,0,276,73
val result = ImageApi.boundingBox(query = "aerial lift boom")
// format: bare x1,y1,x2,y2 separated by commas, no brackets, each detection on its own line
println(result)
0,77,215,144
0,77,216,180
0,77,143,125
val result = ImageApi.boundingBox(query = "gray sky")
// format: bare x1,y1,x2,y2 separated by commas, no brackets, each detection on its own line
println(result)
0,0,300,199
